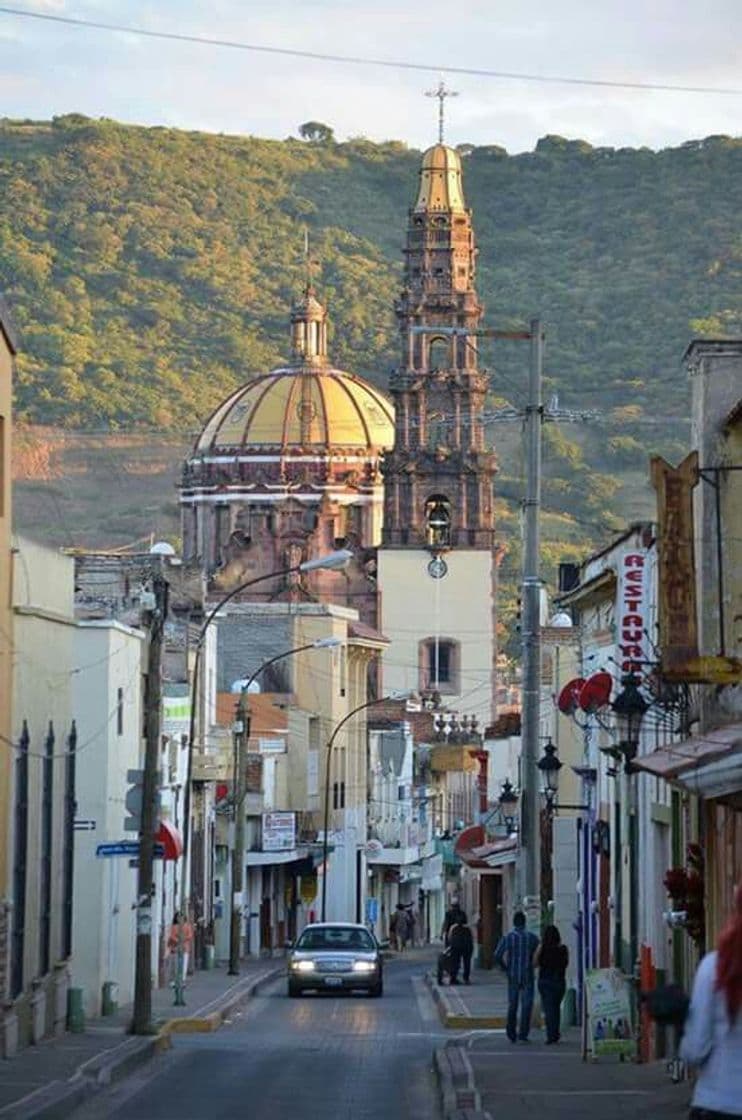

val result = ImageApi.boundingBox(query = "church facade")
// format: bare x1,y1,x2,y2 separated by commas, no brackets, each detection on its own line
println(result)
181,140,498,720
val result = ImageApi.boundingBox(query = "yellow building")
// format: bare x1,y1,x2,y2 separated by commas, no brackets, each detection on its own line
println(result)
0,294,16,1014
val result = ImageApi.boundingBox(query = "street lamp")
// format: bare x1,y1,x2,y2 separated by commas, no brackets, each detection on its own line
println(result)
173,548,352,1003
498,778,519,833
320,689,413,922
537,739,562,810
227,636,343,976
610,674,649,768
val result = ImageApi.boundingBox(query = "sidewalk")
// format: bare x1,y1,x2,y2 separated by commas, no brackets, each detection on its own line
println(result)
436,1029,692,1120
426,962,512,1029
0,959,282,1120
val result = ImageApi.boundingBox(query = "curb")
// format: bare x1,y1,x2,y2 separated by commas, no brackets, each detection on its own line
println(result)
433,1043,492,1120
159,966,281,1037
424,971,507,1030
0,966,282,1120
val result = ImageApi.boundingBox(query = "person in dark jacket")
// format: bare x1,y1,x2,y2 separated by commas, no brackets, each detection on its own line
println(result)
535,925,568,1044
448,919,474,985
441,898,467,940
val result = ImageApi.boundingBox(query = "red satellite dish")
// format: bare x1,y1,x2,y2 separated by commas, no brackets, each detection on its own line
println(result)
579,671,613,713
557,678,586,715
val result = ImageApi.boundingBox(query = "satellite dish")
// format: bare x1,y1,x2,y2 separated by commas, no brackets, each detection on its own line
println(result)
549,611,573,628
579,671,613,713
150,541,176,556
557,678,585,715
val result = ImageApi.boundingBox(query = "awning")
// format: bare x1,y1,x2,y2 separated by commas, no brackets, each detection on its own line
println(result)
634,723,742,801
455,826,518,869
156,820,184,862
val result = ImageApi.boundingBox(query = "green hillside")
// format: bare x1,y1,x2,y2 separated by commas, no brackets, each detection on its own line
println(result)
2,115,741,620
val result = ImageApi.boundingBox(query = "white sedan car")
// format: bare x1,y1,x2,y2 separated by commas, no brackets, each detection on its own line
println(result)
287,922,383,998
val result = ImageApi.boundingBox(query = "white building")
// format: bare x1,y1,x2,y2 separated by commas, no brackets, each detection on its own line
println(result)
71,620,144,1018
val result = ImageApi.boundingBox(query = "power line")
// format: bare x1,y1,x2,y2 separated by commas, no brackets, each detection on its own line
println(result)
1,6,741,98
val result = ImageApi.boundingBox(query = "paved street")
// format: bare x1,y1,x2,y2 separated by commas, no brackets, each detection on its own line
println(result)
70,953,446,1120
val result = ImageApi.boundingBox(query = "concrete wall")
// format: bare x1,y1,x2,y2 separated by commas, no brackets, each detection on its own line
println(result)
10,540,77,1046
0,304,14,1003
70,622,144,1018
378,548,495,726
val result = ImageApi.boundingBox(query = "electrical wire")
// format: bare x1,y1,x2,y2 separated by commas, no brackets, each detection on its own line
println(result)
1,6,741,98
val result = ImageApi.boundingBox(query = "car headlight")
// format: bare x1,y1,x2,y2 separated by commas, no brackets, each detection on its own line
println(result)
292,960,316,972
352,960,376,973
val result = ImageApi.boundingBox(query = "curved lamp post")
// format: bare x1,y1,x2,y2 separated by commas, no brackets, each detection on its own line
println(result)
320,689,413,923
173,548,351,1004
228,636,342,976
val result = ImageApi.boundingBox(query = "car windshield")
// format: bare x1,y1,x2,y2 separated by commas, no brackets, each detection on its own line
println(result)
295,926,376,952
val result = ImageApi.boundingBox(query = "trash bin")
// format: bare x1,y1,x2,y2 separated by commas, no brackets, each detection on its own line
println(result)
203,944,215,971
101,980,119,1017
67,987,85,1033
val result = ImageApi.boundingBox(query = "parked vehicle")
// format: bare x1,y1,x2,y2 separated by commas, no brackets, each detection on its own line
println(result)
287,922,383,998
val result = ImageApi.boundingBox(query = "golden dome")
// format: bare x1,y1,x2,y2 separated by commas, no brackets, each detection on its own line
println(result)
196,367,394,453
414,144,466,213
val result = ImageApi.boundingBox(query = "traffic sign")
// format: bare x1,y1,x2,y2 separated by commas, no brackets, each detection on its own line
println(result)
74,819,97,831
96,841,165,859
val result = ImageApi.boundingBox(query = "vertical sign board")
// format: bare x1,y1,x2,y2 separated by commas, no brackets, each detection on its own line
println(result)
262,811,296,852
651,452,700,678
617,546,652,673
163,694,191,739
585,968,635,1059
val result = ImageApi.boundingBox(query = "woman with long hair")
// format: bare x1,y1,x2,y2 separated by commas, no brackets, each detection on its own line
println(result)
534,924,568,1044
680,882,742,1117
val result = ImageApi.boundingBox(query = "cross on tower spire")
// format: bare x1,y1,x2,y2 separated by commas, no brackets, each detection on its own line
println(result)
425,79,458,144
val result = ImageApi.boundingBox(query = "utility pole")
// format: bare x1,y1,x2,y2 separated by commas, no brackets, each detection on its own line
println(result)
518,318,544,930
229,691,248,975
131,569,168,1035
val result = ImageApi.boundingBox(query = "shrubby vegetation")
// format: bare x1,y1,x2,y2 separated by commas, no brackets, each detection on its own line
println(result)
1,115,740,587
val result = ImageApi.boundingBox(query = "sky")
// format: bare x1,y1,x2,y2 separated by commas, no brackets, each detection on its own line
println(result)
0,0,740,152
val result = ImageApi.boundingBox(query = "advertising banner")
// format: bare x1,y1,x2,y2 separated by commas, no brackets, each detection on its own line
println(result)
585,968,634,1058
262,811,296,852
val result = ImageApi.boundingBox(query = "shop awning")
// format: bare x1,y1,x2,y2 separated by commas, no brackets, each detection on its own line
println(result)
634,723,742,802
156,820,184,862
455,826,518,869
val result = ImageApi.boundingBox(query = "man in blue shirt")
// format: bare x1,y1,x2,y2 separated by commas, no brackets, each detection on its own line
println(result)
494,911,540,1042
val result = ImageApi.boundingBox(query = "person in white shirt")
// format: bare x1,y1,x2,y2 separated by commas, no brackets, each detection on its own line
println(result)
680,882,742,1118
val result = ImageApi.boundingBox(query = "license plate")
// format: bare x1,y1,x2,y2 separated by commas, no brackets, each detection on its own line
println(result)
324,977,343,987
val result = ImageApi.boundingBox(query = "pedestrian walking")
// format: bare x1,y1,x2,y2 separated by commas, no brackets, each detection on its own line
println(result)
167,910,194,984
494,911,539,1042
535,925,568,1043
441,896,467,941
388,908,399,952
680,881,742,1118
447,918,474,985
396,903,412,951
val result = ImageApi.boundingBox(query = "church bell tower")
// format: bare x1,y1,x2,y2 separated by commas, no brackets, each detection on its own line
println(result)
378,135,497,723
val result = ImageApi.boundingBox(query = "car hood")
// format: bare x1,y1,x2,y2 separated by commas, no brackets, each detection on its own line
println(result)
290,949,378,962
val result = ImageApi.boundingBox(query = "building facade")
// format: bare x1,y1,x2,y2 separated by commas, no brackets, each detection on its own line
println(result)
0,294,16,1020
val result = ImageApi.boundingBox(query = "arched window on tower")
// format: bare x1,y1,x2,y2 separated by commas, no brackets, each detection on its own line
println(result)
425,494,451,549
428,336,449,371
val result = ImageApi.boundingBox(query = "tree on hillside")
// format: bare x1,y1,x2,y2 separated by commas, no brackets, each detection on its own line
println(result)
298,121,335,143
